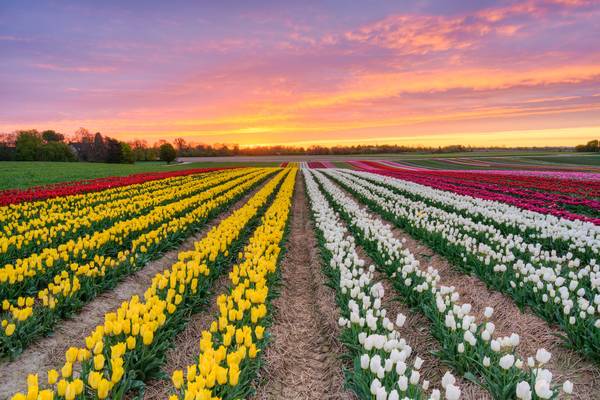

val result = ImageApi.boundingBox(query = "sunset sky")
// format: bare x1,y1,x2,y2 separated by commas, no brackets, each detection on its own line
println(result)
1,0,599,147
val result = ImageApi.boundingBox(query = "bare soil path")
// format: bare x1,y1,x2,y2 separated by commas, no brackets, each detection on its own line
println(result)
250,172,354,400
0,179,271,398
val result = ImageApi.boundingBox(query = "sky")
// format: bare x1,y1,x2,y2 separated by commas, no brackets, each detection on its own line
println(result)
1,0,599,147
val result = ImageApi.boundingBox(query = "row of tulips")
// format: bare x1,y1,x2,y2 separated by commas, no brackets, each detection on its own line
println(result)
355,167,600,224
343,169,600,265
9,168,291,400
0,167,231,207
0,170,210,231
311,169,571,400
328,169,600,363
304,169,461,400
0,169,264,301
0,169,250,265
169,168,297,400
358,161,600,198
0,169,275,358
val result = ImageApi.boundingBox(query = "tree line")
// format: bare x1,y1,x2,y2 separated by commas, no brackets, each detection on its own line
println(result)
0,128,177,163
575,140,600,152
0,127,582,164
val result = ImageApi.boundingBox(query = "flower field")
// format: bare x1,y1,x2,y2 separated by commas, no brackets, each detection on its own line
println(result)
2,164,600,400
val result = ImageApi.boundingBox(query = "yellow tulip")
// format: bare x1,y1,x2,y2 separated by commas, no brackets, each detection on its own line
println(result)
5,323,16,336
97,379,111,399
38,389,53,400
172,370,184,389
61,362,72,378
47,369,59,385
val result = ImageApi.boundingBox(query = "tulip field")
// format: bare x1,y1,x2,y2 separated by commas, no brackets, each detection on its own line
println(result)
2,162,600,400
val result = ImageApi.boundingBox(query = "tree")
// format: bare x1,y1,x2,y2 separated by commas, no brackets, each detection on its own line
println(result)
105,138,123,163
15,130,43,161
575,139,600,152
92,132,107,162
120,142,135,164
159,143,177,164
41,130,64,143
174,137,187,154
38,142,77,161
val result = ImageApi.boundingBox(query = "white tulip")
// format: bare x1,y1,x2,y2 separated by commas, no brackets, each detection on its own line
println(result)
563,380,573,394
499,354,515,370
535,348,552,365
445,384,461,400
516,381,532,400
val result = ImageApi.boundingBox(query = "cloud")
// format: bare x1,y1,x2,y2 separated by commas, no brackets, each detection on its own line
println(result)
32,63,117,73
342,0,597,54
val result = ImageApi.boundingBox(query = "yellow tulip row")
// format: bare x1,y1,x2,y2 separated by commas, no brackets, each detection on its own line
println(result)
0,169,250,263
9,168,291,400
0,169,264,299
0,171,209,229
0,168,276,350
171,168,296,400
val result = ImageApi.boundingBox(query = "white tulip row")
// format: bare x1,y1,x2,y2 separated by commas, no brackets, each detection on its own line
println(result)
310,169,571,400
344,169,600,260
303,169,460,400
326,169,600,361
341,170,600,297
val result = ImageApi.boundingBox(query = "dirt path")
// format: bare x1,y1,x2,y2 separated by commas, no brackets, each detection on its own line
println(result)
0,179,271,398
331,176,600,399
250,172,354,400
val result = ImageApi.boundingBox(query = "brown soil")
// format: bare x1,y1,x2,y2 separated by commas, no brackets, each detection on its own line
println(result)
331,175,600,399
250,172,354,400
0,179,270,399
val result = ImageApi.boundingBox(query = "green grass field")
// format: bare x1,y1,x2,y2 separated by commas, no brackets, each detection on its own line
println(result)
0,161,278,190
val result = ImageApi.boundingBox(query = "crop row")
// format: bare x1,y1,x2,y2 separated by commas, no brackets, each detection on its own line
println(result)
310,169,572,399
0,169,252,265
0,168,263,301
0,168,275,358
0,167,230,207
326,169,600,363
304,169,461,400
170,167,296,400
9,168,292,400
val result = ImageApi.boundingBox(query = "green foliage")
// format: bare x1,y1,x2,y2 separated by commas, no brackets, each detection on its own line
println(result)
159,143,177,164
15,130,43,161
575,139,599,152
120,142,135,164
41,130,64,142
15,130,76,162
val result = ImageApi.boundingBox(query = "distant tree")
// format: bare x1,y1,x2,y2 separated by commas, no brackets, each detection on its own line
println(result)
159,143,177,164
41,130,64,143
174,137,187,154
15,130,43,160
575,139,599,152
104,138,123,163
92,132,107,162
120,142,135,164
38,141,77,161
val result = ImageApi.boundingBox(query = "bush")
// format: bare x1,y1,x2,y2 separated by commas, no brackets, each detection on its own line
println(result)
159,143,177,164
